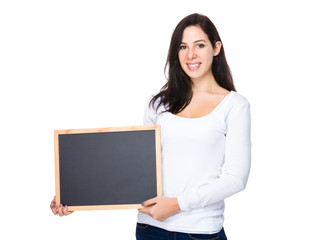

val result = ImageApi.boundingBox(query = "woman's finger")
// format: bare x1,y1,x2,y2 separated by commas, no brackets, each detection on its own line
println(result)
58,204,64,216
63,205,73,216
138,206,151,215
51,205,58,215
50,196,55,209
142,197,157,207
50,196,58,215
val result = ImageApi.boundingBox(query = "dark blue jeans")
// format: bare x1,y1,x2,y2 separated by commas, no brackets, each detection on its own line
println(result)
136,223,227,240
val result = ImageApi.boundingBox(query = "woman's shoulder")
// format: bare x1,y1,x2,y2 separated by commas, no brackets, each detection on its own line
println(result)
229,90,250,107
145,93,167,114
145,93,160,107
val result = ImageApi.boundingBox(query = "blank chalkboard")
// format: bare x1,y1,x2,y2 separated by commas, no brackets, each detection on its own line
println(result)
54,125,162,211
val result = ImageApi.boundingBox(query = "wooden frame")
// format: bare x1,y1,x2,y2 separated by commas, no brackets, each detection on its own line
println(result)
54,125,162,211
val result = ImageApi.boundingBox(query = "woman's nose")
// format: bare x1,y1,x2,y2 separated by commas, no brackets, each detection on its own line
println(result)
187,47,197,59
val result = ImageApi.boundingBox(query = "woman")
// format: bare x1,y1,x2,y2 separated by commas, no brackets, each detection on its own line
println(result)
136,13,251,239
51,13,251,240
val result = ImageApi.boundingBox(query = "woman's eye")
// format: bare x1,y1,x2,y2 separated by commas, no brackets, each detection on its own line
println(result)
197,44,205,48
179,45,187,50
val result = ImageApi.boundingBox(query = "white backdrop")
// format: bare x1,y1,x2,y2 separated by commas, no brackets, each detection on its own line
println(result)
1,0,317,239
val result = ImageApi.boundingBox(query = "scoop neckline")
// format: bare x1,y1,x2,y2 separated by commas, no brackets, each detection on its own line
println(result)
169,90,234,120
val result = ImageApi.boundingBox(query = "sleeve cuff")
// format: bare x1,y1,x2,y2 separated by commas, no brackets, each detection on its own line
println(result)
177,195,188,212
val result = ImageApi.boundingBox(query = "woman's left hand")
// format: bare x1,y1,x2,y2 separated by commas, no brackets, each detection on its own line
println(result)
138,197,180,222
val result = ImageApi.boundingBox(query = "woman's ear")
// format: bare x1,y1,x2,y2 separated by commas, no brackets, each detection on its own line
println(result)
213,41,222,56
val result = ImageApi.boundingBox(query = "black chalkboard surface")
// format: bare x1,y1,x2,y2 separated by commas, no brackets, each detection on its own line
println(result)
54,125,162,211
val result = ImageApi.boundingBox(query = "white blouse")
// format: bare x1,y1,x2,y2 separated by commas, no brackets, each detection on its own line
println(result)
137,90,251,234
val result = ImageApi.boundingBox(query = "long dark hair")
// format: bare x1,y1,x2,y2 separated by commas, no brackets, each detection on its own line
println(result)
149,13,235,114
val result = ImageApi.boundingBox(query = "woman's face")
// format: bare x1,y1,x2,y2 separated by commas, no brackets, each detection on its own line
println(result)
178,25,220,81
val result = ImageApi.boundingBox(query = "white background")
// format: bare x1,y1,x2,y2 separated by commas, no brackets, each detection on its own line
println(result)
1,0,317,239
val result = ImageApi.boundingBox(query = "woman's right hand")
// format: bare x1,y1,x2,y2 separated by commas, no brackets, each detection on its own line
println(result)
50,196,74,216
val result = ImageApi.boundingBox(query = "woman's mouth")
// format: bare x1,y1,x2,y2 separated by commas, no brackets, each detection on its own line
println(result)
186,62,201,71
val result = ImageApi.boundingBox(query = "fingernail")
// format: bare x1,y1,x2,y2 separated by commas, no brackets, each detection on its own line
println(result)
141,202,144,206
59,204,62,208
53,204,56,208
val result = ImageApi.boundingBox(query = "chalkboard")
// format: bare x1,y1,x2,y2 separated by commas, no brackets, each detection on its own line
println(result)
54,125,162,211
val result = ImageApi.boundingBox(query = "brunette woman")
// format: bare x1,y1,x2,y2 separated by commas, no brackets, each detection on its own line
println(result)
137,13,251,239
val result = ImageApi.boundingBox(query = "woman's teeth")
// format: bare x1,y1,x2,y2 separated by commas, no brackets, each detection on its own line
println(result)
187,63,200,70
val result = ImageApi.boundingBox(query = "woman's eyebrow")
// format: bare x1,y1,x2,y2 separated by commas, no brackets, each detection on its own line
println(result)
194,39,206,43
180,39,206,44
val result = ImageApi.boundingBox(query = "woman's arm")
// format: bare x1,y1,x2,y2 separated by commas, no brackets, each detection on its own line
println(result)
177,102,251,211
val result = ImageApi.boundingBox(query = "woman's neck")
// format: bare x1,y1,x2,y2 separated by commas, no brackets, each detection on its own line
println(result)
191,73,220,93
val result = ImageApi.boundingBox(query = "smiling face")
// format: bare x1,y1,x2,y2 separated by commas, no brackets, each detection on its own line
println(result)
178,25,220,81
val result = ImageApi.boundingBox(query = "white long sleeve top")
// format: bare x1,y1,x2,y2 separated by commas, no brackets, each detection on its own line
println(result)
137,90,251,234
